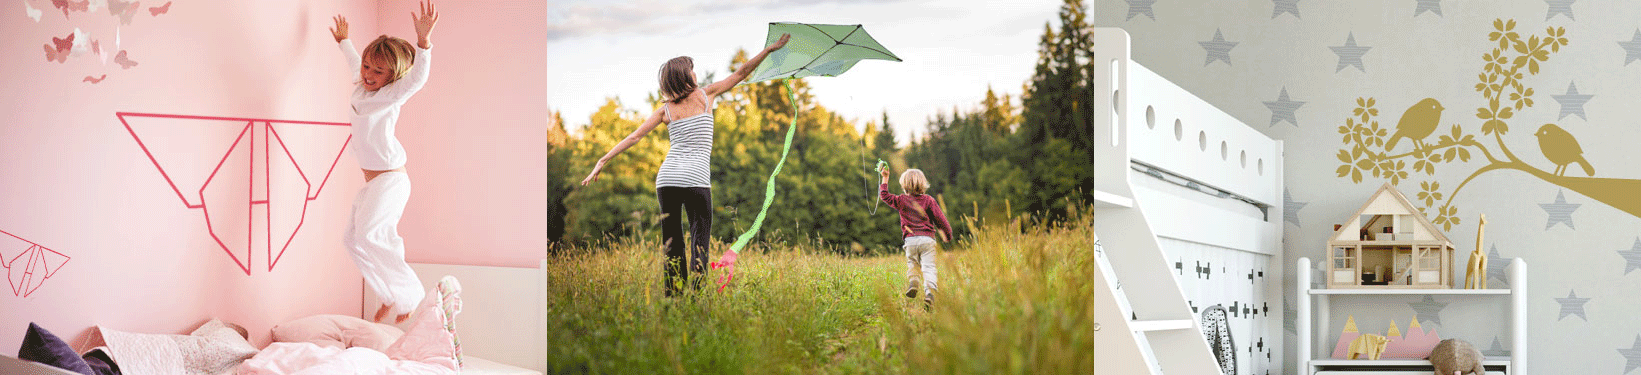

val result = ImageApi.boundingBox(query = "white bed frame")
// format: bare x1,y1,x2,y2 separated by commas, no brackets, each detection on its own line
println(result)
1094,27,1285,375
362,260,547,374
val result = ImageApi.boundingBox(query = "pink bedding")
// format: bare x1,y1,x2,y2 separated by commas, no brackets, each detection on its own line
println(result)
239,276,463,375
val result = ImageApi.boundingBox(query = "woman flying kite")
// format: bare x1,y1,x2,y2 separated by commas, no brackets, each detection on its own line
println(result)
582,22,900,295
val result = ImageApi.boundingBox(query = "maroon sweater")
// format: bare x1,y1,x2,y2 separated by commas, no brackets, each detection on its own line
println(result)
880,183,954,241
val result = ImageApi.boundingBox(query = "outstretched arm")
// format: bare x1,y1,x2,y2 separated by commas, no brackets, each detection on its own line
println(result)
582,108,666,186
703,33,790,97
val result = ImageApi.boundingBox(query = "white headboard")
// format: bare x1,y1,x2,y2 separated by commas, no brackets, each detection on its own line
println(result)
362,260,546,373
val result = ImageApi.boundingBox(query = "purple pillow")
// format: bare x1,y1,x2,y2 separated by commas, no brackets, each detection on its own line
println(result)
81,348,121,375
17,322,94,375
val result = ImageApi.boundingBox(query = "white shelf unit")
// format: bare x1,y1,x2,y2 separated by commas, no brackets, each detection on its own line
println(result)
1296,257,1526,374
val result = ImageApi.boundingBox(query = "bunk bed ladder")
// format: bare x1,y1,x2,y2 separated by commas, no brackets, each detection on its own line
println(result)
1094,27,1225,375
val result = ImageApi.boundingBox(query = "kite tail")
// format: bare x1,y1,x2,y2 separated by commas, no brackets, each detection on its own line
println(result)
715,78,799,292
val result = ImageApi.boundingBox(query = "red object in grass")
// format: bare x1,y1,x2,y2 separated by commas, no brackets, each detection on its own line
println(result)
709,249,738,292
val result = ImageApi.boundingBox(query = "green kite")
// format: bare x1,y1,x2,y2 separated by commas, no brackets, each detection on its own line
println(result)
710,22,900,292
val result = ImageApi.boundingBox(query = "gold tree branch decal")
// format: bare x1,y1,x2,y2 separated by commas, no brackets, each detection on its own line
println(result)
1335,19,1641,230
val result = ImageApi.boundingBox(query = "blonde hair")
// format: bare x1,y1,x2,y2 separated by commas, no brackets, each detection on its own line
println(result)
362,35,416,85
899,169,929,196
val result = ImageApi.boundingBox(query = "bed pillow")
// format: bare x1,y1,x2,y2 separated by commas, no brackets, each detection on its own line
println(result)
80,348,121,375
271,314,405,352
17,322,94,375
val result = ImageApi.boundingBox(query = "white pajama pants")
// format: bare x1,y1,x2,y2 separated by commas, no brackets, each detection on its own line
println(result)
342,171,425,315
905,236,938,297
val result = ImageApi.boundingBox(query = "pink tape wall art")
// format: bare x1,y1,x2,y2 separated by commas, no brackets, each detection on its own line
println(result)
0,229,69,298
118,113,351,275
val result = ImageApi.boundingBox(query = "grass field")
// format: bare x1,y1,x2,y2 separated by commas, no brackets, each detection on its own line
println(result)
547,209,1093,374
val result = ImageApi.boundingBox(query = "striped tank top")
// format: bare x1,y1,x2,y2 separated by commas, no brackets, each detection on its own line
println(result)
655,102,714,188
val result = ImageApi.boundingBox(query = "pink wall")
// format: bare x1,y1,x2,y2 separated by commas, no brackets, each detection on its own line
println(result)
376,0,548,268
0,0,544,351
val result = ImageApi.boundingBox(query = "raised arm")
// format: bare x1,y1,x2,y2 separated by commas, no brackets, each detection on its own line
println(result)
378,1,438,100
582,108,666,186
878,168,904,208
332,16,361,75
702,33,790,97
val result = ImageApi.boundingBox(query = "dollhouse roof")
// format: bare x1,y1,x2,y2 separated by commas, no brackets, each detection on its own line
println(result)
1329,183,1452,244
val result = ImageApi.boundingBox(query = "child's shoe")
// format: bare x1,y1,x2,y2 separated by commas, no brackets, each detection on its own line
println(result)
905,280,919,299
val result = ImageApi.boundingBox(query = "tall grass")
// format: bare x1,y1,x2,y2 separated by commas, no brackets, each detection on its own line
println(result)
547,207,1093,374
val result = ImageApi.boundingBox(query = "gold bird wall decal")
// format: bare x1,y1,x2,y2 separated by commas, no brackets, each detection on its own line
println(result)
1534,123,1595,176
1385,98,1445,152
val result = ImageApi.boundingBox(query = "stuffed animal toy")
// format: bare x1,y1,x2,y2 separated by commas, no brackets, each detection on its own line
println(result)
1428,338,1486,375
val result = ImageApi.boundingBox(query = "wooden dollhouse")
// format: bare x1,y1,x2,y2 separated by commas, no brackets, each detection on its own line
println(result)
1326,183,1455,288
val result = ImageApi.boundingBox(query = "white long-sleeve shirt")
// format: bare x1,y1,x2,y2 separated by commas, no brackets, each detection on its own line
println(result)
340,39,431,171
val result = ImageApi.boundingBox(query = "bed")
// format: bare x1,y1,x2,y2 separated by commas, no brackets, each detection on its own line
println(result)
0,259,546,375
1094,27,1286,375
361,260,546,374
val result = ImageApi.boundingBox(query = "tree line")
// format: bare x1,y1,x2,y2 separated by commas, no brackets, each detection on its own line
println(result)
549,0,1090,255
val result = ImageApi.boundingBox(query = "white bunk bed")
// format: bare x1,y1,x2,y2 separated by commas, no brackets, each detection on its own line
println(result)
1095,27,1285,375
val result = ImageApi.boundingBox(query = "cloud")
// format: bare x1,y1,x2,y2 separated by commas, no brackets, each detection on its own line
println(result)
549,0,914,41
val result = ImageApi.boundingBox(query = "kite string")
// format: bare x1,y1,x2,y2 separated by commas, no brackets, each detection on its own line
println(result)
727,78,799,253
860,131,880,215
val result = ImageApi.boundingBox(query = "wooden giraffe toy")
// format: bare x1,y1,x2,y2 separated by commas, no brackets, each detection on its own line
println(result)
1465,214,1487,289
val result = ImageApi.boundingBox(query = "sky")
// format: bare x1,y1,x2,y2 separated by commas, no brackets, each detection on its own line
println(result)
548,0,1067,144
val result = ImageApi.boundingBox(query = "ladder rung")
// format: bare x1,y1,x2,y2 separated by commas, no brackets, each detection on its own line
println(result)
1129,319,1194,332
1095,190,1133,208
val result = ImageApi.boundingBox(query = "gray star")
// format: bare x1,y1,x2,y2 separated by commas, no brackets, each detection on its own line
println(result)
1620,335,1641,373
1619,30,1641,65
1272,0,1300,19
1284,188,1307,226
1545,0,1575,21
1199,29,1238,66
1553,81,1593,120
1555,289,1590,321
1414,0,1442,17
1618,237,1641,275
1265,87,1306,127
1540,190,1580,230
1330,32,1372,73
1408,295,1447,325
1482,336,1511,357
1486,245,1515,286
1126,0,1157,21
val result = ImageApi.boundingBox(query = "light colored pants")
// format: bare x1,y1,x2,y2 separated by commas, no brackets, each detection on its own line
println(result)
905,236,938,297
342,171,425,315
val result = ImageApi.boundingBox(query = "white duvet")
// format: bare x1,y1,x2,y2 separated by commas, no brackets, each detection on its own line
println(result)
239,276,463,375
238,343,454,375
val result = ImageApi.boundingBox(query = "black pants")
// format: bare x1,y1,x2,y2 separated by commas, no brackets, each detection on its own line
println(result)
657,186,712,296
